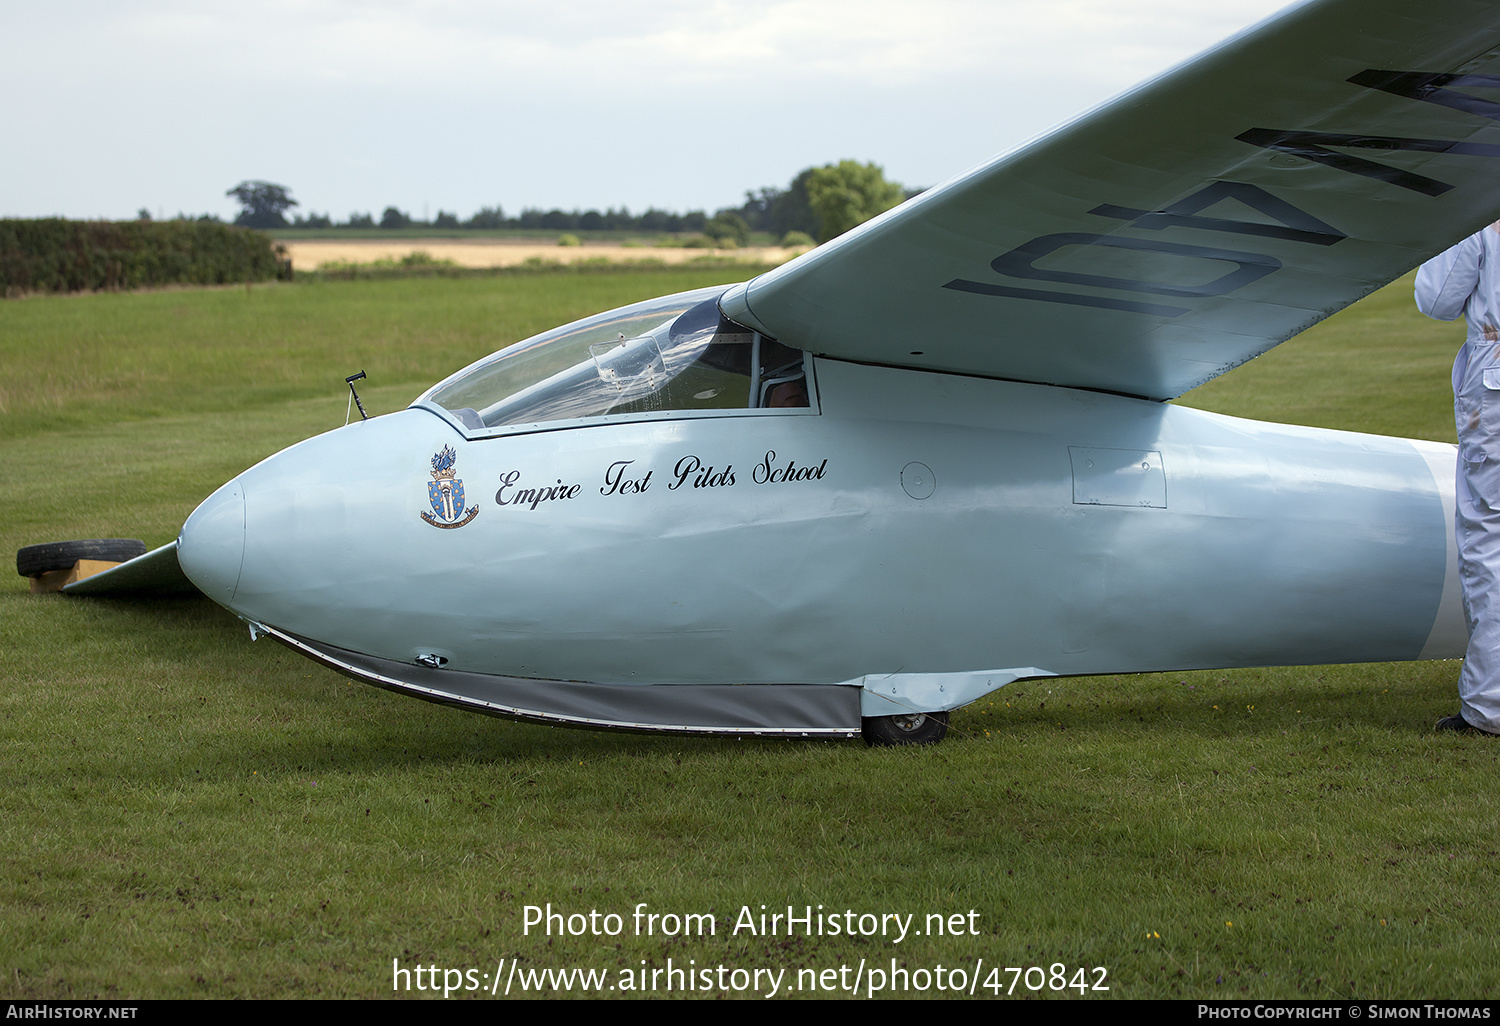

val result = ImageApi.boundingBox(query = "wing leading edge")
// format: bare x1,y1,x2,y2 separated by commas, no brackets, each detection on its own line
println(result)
720,0,1500,401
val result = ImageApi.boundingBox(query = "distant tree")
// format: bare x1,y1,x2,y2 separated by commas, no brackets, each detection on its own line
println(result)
227,181,299,229
735,186,782,233
380,206,411,230
638,208,674,233
346,212,375,229
763,170,818,239
466,206,506,229
804,161,905,242
704,211,751,247
736,189,767,230
433,210,461,229
136,208,152,221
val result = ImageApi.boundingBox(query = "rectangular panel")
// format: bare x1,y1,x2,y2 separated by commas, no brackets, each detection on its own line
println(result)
1069,447,1167,508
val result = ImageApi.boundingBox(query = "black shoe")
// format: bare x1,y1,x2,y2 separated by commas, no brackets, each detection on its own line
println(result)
1436,713,1493,735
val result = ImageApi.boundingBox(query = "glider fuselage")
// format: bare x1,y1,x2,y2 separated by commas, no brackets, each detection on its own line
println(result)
177,351,1464,732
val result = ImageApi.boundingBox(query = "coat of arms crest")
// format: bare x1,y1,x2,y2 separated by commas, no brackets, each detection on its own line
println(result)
421,445,479,529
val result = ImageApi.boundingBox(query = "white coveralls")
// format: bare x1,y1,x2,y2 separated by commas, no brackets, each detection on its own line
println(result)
1416,222,1500,733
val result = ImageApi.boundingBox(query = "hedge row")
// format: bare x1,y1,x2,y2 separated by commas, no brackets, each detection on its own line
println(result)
0,219,290,296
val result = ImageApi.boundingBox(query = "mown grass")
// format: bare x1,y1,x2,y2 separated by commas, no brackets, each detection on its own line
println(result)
1179,275,1458,441
0,267,781,442
2,270,1495,1000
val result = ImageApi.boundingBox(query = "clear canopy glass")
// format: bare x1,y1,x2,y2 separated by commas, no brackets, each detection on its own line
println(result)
416,286,809,432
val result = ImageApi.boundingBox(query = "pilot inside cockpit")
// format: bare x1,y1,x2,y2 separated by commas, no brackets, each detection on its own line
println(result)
761,362,810,409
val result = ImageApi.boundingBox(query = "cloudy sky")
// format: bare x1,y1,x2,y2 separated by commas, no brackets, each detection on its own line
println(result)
5,0,1297,222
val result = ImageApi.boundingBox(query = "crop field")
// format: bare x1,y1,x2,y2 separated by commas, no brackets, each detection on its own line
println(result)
281,238,805,273
3,268,1498,1000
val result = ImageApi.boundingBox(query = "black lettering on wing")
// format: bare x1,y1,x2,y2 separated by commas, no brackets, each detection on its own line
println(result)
1089,181,1345,246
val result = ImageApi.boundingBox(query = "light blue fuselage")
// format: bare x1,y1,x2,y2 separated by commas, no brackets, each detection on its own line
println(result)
177,356,1464,727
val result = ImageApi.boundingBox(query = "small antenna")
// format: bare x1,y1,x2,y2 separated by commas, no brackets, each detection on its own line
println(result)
345,370,368,424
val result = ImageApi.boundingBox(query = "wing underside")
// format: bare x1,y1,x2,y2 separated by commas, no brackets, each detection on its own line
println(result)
721,0,1500,400
61,541,195,596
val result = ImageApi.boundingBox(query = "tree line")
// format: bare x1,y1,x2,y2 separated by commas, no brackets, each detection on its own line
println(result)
221,161,917,245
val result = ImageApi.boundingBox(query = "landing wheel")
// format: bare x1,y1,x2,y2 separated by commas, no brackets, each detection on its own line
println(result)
17,539,147,577
861,710,949,747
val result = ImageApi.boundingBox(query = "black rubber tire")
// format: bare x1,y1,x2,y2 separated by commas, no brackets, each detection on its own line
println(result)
861,710,950,747
17,539,147,577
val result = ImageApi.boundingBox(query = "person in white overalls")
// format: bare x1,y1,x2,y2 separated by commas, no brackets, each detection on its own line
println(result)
1416,221,1500,735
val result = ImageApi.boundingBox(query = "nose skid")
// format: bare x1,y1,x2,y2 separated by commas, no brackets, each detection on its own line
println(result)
178,480,246,607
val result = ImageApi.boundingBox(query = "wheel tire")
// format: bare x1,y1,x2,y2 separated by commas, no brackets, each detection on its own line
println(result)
16,539,147,578
861,710,950,747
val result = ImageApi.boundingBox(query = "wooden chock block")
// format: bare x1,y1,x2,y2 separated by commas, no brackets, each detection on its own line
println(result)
28,559,122,594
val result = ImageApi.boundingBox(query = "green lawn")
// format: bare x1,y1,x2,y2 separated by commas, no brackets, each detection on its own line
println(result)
2,270,1494,1000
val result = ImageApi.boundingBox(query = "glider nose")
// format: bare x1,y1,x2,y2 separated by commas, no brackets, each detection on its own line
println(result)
178,479,246,606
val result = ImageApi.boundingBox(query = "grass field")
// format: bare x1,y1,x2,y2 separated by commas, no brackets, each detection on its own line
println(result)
3,269,1497,1001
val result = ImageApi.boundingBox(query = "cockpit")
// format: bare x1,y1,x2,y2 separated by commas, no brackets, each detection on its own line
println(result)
414,285,813,436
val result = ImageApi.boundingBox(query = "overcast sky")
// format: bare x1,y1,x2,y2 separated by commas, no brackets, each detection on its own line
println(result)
4,0,1297,222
